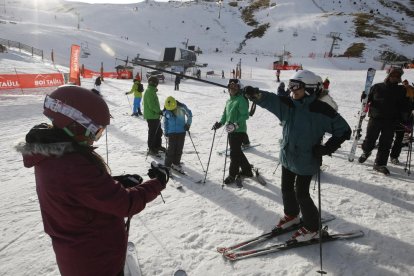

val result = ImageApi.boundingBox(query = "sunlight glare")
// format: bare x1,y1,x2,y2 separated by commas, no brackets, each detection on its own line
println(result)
100,43,115,57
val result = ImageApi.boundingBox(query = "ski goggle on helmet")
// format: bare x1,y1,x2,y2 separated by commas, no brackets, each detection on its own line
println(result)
289,70,322,95
43,86,110,142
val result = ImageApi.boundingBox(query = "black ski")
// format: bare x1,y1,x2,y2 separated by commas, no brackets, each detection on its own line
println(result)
217,215,335,254
224,229,364,261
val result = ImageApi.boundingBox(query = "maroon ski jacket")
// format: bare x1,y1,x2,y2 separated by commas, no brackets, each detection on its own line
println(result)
17,141,164,276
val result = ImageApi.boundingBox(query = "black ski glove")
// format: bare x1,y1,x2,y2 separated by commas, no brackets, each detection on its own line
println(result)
212,121,222,130
184,124,190,131
312,145,331,157
113,174,143,188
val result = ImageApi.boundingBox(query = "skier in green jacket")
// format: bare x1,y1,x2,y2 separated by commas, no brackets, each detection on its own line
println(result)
212,79,253,184
143,76,164,156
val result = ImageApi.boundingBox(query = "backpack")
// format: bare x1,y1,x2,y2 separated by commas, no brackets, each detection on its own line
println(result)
138,83,144,92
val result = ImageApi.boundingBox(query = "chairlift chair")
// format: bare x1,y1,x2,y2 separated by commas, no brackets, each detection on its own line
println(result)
311,35,317,41
293,31,298,37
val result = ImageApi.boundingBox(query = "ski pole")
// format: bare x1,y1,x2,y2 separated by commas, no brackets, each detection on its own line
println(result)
203,130,216,183
222,134,230,189
272,161,281,175
125,93,132,110
405,128,413,175
187,131,206,173
316,167,327,275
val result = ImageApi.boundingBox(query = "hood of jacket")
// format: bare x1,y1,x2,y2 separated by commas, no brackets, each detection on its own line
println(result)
15,123,76,168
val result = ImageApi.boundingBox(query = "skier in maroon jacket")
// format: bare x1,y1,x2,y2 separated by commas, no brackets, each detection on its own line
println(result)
16,85,169,276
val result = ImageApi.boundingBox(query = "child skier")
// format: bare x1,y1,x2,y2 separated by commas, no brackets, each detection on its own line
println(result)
163,96,192,173
16,85,169,276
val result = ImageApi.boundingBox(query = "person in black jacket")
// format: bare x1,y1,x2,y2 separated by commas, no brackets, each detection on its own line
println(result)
358,67,410,175
174,75,181,91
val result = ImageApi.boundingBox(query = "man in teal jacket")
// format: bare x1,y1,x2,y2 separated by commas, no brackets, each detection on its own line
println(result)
244,70,351,242
143,76,164,155
212,79,253,184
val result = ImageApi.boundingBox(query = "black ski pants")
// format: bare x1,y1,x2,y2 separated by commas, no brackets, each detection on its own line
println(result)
147,119,163,152
361,118,397,166
281,166,318,232
165,132,186,167
228,132,251,177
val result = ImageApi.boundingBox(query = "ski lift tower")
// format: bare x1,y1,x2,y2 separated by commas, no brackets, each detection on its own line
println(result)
326,32,342,57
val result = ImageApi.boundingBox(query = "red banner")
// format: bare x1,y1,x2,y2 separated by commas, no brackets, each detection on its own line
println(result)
69,44,81,85
82,68,119,79
0,73,65,90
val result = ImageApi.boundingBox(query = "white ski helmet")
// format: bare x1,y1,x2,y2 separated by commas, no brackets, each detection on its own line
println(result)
289,70,323,95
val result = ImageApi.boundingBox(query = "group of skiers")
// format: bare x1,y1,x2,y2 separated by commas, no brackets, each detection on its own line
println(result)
15,67,414,275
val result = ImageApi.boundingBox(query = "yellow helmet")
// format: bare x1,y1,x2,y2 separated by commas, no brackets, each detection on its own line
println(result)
165,96,177,111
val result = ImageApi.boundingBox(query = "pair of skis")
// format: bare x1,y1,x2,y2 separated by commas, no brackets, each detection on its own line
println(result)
217,215,364,261
348,68,376,162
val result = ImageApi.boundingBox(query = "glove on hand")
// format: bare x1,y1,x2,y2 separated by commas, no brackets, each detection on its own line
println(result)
113,174,143,188
360,91,367,102
212,121,222,130
147,162,169,187
125,92,129,95
184,124,190,131
243,86,260,101
312,144,331,157
225,123,238,133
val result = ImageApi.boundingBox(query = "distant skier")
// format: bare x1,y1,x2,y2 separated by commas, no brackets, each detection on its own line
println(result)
358,67,410,175
16,85,169,276
277,82,289,97
125,79,144,116
276,69,281,82
174,75,181,91
94,76,102,92
243,70,351,242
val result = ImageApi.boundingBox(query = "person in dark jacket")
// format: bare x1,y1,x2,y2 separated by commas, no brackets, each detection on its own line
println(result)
94,76,102,93
15,85,169,276
174,75,181,91
358,67,410,175
277,82,289,97
212,79,253,184
389,79,414,164
243,70,351,242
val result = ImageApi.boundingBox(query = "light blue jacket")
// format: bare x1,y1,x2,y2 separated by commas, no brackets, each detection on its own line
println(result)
254,91,351,175
163,102,192,135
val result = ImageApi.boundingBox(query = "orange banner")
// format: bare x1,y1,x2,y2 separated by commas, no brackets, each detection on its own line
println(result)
0,73,65,90
69,44,81,84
